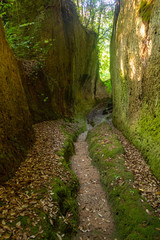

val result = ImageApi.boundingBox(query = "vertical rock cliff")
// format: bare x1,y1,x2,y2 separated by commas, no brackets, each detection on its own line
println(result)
111,0,160,179
10,0,99,120
0,19,33,182
45,0,98,117
0,0,100,181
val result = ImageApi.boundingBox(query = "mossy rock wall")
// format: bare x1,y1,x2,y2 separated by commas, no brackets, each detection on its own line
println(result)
110,0,160,179
9,0,99,118
42,0,99,117
0,20,33,182
18,60,56,123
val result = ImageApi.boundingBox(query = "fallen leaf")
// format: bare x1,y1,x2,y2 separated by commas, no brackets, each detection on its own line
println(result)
2,220,6,225
156,192,160,195
16,221,21,228
3,233,11,239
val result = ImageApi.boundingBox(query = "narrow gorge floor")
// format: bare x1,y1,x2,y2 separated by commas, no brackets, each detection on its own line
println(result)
0,104,159,240
71,128,114,240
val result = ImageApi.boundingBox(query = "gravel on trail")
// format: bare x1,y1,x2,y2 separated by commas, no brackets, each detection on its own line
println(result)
71,128,115,240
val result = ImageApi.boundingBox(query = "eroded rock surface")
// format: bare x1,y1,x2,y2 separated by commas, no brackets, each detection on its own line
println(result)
10,0,99,119
111,0,160,179
0,20,33,182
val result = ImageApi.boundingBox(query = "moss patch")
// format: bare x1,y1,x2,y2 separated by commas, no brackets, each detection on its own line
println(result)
133,103,160,180
139,0,154,23
87,122,160,240
51,177,79,237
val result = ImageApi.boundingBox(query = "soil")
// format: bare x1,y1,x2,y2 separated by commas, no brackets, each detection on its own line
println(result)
71,102,115,240
0,102,159,239
71,101,160,239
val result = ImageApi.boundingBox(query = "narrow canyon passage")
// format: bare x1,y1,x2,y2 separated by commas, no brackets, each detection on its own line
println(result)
71,126,115,240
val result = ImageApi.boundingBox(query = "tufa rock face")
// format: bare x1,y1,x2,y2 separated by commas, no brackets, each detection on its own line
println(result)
111,0,160,179
11,0,99,119
0,20,33,182
0,0,100,181
39,0,99,117
95,79,109,100
18,60,56,123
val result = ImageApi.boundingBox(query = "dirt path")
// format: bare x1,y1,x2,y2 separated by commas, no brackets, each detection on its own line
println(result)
71,126,115,240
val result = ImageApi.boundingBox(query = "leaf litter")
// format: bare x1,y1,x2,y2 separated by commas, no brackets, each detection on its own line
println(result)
1,101,159,239
87,102,160,220
0,120,80,240
110,123,160,218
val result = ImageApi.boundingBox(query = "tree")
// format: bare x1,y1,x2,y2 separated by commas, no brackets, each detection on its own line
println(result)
74,0,115,93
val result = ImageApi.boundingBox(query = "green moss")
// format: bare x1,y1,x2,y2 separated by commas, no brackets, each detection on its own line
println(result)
58,118,86,164
113,94,160,180
10,212,58,239
51,177,79,235
87,122,160,240
133,103,160,180
139,0,154,23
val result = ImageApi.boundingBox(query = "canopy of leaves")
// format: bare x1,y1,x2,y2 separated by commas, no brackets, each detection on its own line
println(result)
74,0,114,37
74,0,115,93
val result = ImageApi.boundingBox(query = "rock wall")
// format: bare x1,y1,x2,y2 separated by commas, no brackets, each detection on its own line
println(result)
0,0,100,181
11,0,99,119
95,79,109,100
45,1,98,117
111,0,160,179
18,60,56,123
0,19,33,182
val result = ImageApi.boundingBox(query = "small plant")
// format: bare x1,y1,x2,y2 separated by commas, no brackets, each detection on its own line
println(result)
43,96,48,102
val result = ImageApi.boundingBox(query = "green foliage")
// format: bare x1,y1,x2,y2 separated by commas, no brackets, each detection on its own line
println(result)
1,0,54,59
0,0,14,19
139,0,154,23
74,0,115,92
87,122,160,240
104,79,112,95
98,39,112,94
74,0,114,34
1,0,114,95
1,0,114,88
4,20,53,59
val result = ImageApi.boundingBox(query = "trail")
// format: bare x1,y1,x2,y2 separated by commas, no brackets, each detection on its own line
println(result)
71,104,114,240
